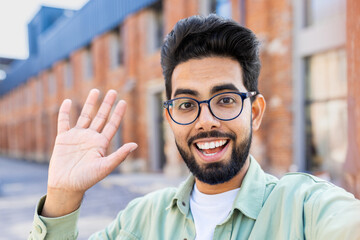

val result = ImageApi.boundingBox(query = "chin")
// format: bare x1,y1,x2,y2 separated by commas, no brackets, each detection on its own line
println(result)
175,131,252,185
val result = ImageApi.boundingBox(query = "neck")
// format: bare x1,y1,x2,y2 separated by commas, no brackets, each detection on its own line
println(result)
195,157,250,195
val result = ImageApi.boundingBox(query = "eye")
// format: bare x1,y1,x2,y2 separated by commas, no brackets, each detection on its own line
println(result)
178,101,195,110
218,97,235,105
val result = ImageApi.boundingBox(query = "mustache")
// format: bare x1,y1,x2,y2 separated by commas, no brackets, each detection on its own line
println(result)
187,131,236,147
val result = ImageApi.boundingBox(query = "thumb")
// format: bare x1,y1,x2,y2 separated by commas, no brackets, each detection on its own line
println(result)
101,142,138,173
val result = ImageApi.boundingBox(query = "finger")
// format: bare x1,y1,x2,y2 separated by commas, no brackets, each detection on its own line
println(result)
100,142,138,175
89,90,117,132
76,89,100,128
101,100,127,141
57,99,72,134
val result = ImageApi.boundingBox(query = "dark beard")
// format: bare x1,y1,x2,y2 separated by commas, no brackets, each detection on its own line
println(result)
176,129,252,185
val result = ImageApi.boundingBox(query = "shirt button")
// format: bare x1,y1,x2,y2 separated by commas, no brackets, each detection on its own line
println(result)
35,225,42,234
182,201,186,206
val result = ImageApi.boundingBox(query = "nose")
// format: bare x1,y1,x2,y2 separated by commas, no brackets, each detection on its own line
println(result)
194,103,220,131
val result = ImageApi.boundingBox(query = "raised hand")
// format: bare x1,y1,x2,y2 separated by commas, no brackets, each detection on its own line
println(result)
42,89,137,217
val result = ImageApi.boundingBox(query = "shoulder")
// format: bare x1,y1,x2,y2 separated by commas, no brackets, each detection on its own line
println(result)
276,174,360,239
280,172,334,187
280,172,336,191
271,172,354,203
263,172,359,223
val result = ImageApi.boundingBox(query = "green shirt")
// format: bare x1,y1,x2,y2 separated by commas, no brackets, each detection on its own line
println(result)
29,157,360,239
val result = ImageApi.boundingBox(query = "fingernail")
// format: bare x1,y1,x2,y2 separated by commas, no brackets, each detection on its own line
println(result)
129,143,138,153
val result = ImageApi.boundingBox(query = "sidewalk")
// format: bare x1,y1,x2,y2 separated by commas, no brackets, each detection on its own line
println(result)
0,156,187,239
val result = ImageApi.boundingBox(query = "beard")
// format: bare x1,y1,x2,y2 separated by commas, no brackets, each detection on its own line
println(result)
176,128,252,185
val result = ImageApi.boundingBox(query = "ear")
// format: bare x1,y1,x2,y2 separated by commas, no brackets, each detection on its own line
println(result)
251,94,266,131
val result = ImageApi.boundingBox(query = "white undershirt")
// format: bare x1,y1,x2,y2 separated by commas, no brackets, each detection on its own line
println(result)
190,183,240,240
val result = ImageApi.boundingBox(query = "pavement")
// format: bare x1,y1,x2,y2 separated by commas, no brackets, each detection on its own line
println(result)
0,156,185,240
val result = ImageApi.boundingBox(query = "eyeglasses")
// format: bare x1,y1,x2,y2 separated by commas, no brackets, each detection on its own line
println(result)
163,91,257,125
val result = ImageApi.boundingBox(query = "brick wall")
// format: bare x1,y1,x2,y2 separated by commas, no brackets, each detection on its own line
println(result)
343,0,360,196
0,0,303,176
246,0,293,175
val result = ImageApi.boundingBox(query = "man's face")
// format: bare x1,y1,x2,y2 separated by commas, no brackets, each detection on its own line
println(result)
166,57,254,185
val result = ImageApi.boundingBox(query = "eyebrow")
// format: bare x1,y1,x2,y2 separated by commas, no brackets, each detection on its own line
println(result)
173,88,200,98
210,83,239,95
173,83,240,98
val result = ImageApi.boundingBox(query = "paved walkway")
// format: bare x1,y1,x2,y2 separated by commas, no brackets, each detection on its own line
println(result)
0,156,185,239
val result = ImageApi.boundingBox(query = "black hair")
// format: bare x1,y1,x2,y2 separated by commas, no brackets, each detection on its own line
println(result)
161,14,261,100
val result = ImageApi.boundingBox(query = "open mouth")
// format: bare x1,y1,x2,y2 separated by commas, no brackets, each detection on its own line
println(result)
194,139,229,157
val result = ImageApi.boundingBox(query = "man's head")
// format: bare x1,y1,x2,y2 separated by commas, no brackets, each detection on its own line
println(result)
161,15,265,186
161,14,261,101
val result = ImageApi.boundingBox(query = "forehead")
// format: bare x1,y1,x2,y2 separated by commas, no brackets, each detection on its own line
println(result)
171,57,245,97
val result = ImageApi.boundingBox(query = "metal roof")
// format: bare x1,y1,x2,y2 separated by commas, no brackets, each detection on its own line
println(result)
0,0,158,97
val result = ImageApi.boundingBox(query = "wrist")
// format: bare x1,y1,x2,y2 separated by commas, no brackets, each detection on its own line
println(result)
41,187,84,217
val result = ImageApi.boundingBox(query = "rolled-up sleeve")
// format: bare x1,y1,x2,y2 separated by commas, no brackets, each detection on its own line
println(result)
28,196,80,240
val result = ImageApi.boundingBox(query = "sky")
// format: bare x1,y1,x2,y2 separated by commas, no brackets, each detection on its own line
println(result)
0,0,89,60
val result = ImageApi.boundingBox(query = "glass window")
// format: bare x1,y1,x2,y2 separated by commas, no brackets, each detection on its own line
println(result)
305,49,347,183
109,28,124,69
26,86,32,106
0,69,6,80
64,61,73,88
199,0,216,15
37,80,43,103
305,0,345,27
216,0,232,18
198,0,231,18
48,72,56,95
147,1,164,54
83,47,93,80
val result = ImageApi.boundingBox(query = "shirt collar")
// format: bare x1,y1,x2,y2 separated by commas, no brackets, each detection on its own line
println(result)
232,155,266,220
166,174,195,217
167,155,267,220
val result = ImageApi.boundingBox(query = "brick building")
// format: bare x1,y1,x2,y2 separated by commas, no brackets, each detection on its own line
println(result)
0,0,358,187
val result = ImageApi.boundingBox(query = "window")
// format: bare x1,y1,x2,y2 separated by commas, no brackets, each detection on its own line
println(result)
83,47,93,80
25,86,32,106
109,28,124,69
198,0,232,18
64,60,73,88
147,1,164,54
304,0,345,27
216,0,232,18
48,72,56,95
305,49,347,183
37,80,43,103
0,69,6,80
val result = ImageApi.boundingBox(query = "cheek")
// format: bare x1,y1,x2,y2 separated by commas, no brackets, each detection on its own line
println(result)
170,124,192,145
230,109,252,139
240,103,253,129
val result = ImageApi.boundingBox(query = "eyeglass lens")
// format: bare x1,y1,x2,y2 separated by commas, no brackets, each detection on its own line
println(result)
168,93,243,124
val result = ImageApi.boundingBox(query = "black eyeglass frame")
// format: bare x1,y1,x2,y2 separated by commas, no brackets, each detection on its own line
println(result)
163,91,257,125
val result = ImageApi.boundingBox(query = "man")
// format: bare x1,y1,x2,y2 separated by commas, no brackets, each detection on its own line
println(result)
30,15,360,239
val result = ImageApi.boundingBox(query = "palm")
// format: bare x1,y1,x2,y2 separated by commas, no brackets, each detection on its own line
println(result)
49,129,106,191
47,89,137,193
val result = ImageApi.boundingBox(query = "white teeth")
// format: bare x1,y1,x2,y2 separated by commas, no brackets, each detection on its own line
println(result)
205,142,209,149
196,140,227,150
203,152,216,156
